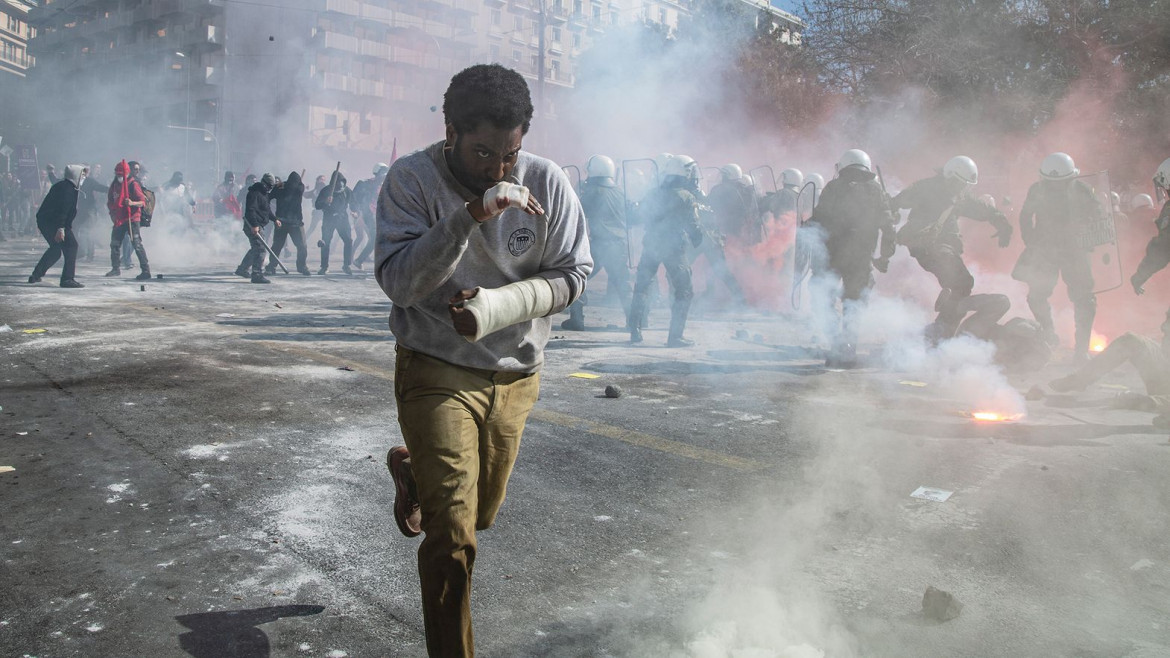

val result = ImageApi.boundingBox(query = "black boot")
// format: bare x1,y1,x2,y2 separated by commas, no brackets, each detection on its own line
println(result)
666,299,693,347
561,301,586,331
251,273,271,284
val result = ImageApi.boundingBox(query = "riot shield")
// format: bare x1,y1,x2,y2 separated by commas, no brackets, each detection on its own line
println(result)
620,158,660,269
699,166,721,197
748,165,778,195
1074,171,1122,294
562,165,581,192
796,180,819,225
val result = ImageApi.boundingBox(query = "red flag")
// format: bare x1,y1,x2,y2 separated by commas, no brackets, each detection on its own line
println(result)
390,137,397,164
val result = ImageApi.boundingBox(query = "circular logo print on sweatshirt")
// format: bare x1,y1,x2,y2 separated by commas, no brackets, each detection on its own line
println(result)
508,228,537,257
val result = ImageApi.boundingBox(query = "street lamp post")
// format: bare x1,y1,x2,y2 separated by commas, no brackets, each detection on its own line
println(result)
176,51,191,177
167,125,219,185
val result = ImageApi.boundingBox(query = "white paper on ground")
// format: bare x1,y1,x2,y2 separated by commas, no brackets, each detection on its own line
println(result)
911,486,953,502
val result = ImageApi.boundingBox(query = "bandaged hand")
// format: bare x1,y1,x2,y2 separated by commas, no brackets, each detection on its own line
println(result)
476,182,544,220
448,277,556,342
483,181,529,216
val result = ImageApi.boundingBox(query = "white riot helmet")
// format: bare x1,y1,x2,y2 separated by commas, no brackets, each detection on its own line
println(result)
743,173,754,188
807,173,825,192
586,154,616,180
668,154,699,183
720,163,743,182
1110,191,1121,209
373,162,389,176
1040,152,1078,180
781,168,803,189
654,153,674,178
661,154,687,179
1132,193,1155,210
1154,157,1170,191
836,149,872,174
978,193,996,209
943,156,978,185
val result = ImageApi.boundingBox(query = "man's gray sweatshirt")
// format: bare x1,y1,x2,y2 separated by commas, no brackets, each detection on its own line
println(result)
375,140,593,373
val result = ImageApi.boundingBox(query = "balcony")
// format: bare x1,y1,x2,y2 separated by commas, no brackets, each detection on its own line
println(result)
322,31,360,54
324,0,362,16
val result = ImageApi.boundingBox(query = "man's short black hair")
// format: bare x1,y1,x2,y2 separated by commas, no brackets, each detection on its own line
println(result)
443,64,534,136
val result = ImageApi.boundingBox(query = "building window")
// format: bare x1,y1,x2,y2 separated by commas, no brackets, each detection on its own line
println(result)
659,8,666,23
490,44,500,61
592,3,601,20
511,49,521,64
550,59,560,81
491,9,501,26
514,16,523,31
156,28,167,37
572,34,581,49
574,0,583,16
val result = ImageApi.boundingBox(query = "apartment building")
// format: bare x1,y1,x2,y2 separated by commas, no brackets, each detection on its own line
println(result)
0,0,35,78
24,0,801,184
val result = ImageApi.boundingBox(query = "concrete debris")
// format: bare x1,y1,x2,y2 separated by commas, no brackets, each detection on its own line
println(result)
735,329,748,340
910,486,953,502
604,385,623,399
922,585,963,621
0,466,14,474
140,285,146,291
1025,385,1046,401
215,313,235,318
752,333,764,342
337,366,354,371
155,274,164,279
0,324,11,332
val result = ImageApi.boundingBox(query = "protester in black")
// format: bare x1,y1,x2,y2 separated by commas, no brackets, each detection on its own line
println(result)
30,165,85,288
266,171,310,276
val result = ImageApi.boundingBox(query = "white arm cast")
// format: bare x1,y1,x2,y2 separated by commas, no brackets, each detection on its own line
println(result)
461,276,556,342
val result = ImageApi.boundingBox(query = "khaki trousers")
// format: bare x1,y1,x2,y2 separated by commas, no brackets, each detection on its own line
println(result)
393,346,540,658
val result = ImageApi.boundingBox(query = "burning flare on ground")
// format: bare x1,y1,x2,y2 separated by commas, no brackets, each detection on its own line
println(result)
969,411,1025,422
1090,332,1109,353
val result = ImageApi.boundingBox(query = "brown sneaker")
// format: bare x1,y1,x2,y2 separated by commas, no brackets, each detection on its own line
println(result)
387,446,421,537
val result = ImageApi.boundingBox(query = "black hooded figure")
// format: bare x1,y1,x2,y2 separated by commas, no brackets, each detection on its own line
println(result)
235,173,278,284
314,172,355,274
30,164,85,288
266,171,310,275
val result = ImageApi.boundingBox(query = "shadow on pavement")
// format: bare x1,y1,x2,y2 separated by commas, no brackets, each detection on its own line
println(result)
175,604,325,658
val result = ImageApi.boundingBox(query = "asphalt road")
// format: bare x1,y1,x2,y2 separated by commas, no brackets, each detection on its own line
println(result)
1,233,1168,658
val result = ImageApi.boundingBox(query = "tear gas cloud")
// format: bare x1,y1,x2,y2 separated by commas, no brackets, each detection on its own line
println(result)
18,2,1169,654
522,6,1161,655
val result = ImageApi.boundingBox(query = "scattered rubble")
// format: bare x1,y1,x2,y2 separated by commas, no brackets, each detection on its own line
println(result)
922,585,963,621
604,385,622,399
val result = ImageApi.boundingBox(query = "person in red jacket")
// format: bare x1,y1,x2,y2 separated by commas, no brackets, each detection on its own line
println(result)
106,159,151,280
